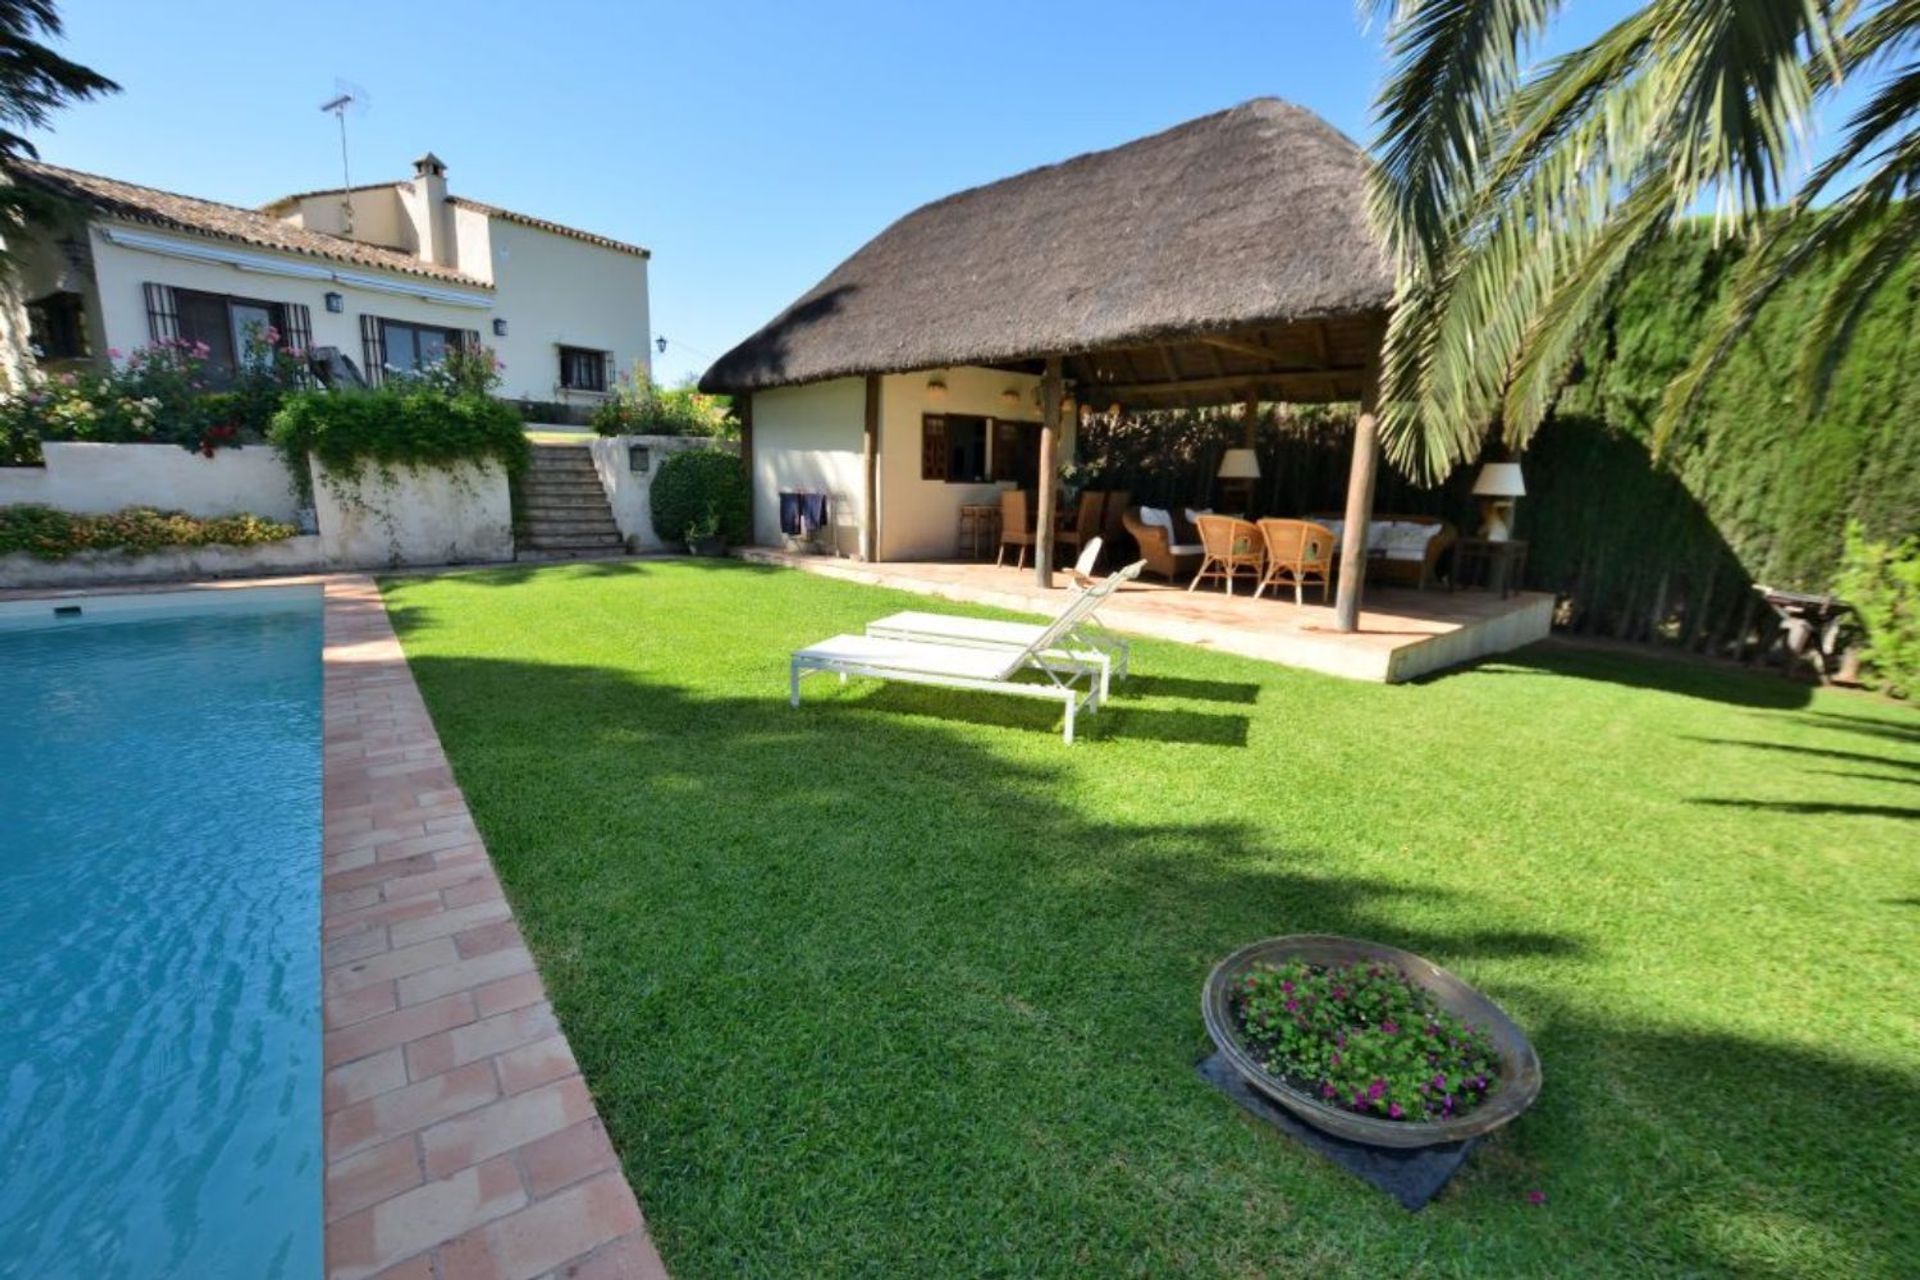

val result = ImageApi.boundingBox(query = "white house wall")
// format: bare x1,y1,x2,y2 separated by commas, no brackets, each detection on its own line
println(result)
749,378,866,554
71,219,645,406
84,224,494,378
483,220,650,408
877,367,1043,561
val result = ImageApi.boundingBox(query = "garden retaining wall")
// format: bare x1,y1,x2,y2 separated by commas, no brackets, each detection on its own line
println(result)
0,449,516,587
589,434,736,550
310,458,514,569
0,442,301,521
0,535,327,589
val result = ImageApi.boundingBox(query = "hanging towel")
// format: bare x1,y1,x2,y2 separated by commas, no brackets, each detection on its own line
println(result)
801,492,829,535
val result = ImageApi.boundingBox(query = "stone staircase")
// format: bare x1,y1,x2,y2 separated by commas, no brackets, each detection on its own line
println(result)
519,443,624,558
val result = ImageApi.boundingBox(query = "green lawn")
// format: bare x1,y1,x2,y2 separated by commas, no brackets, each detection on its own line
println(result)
383,560,1917,1279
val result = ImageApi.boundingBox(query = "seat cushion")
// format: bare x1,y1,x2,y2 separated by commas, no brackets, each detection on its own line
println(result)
1169,542,1203,556
1138,507,1175,539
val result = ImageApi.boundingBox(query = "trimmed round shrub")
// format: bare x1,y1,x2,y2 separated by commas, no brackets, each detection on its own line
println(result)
650,448,749,545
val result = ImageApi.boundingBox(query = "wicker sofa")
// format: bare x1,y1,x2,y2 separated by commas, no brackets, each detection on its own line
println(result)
1309,513,1457,589
1121,506,1205,582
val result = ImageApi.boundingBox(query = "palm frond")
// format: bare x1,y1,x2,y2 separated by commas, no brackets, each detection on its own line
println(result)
1368,0,1563,272
1652,10,1919,448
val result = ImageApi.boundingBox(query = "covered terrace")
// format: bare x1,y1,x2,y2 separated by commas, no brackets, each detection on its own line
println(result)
703,98,1548,667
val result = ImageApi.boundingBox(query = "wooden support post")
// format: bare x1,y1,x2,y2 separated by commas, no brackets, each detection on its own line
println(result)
737,392,754,531
1333,367,1381,634
1035,357,1061,588
1241,392,1259,513
861,374,880,562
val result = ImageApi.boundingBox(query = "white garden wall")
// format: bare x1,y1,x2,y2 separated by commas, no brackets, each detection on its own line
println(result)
311,458,513,569
0,537,326,589
588,434,737,550
0,442,301,521
0,446,516,586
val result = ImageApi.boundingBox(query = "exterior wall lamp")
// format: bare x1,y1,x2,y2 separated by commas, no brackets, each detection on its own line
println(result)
323,291,344,313
492,318,508,337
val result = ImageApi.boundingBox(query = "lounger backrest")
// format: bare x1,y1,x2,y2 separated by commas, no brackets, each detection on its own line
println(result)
990,559,1144,679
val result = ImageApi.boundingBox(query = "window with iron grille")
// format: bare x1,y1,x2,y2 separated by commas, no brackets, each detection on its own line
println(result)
558,346,610,393
145,284,308,383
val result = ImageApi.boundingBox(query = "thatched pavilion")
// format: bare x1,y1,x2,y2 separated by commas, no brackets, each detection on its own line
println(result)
702,98,1395,630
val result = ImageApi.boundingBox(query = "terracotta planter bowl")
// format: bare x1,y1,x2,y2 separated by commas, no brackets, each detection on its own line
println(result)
1202,935,1542,1149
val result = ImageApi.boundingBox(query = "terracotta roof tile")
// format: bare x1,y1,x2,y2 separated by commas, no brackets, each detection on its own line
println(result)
6,160,491,288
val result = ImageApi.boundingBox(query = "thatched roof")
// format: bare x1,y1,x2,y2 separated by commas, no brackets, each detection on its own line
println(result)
702,98,1391,396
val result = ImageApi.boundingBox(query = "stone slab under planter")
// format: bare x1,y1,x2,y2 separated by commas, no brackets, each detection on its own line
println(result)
1198,1052,1479,1211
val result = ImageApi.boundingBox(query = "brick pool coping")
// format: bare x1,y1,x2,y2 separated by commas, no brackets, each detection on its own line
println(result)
321,576,667,1280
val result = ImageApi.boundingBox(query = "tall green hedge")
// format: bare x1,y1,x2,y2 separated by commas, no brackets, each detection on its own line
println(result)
1526,224,1920,644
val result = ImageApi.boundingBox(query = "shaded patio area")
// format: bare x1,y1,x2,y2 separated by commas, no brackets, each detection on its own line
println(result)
736,548,1552,683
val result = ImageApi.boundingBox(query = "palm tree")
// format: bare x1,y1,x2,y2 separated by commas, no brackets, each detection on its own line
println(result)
1366,0,1917,485
0,0,117,245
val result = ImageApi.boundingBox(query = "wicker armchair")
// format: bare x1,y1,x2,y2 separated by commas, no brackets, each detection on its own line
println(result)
996,490,1035,570
1190,515,1265,595
1121,507,1203,583
1255,518,1336,604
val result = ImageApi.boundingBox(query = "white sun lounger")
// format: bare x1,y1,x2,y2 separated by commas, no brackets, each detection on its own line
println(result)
789,562,1143,743
863,558,1138,699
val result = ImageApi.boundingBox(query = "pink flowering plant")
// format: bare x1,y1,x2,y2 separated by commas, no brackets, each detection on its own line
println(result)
0,329,308,465
1231,959,1499,1122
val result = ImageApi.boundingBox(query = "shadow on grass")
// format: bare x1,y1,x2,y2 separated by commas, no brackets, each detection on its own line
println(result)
1786,709,1920,746
814,680,1253,747
1120,674,1263,705
1452,643,1815,709
387,632,1910,1276
1679,736,1920,774
1686,797,1920,819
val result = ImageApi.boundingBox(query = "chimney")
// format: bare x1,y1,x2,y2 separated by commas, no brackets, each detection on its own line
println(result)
411,152,450,267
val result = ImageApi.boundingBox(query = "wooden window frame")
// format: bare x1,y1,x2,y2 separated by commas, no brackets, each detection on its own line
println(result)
558,345,611,393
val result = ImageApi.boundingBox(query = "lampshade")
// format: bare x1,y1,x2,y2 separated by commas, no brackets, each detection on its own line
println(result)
1472,462,1526,498
1217,448,1261,480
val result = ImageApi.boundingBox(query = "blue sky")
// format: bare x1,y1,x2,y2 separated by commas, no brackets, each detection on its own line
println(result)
27,2,1846,384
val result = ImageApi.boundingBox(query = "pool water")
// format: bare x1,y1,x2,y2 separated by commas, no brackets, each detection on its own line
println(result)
0,590,324,1279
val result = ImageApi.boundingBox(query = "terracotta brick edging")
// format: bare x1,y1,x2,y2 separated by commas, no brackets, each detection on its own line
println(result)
322,576,667,1280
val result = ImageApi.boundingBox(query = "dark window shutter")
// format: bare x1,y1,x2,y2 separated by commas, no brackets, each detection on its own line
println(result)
284,303,313,354
143,283,179,344
991,418,1023,482
360,315,385,386
921,415,949,482
462,328,480,352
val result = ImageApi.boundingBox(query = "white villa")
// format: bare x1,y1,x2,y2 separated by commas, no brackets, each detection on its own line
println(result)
0,153,650,410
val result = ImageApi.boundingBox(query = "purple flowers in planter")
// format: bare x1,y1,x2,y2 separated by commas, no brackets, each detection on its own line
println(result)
1230,958,1501,1124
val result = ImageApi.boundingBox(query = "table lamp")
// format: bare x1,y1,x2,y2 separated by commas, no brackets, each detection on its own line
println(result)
1471,462,1526,541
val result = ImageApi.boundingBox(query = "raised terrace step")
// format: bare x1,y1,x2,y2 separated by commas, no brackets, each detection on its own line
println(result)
518,445,624,559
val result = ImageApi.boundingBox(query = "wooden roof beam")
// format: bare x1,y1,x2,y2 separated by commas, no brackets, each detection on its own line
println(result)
1103,367,1368,401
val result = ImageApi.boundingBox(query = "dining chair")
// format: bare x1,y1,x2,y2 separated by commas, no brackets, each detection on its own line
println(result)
1255,518,1336,605
1189,515,1265,594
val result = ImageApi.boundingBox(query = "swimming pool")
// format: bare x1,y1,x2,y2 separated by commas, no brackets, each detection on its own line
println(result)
0,588,324,1279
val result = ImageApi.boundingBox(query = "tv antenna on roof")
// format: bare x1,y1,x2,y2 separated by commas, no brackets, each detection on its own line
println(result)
319,79,370,238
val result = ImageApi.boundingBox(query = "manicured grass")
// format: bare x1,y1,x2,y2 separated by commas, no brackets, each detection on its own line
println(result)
383,560,1917,1278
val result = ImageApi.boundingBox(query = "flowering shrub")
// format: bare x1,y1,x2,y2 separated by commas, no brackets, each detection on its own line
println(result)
1231,959,1499,1122
385,342,503,399
591,367,735,438
0,329,308,464
0,504,296,561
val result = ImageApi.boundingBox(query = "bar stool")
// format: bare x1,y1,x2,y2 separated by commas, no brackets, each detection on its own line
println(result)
957,504,997,559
